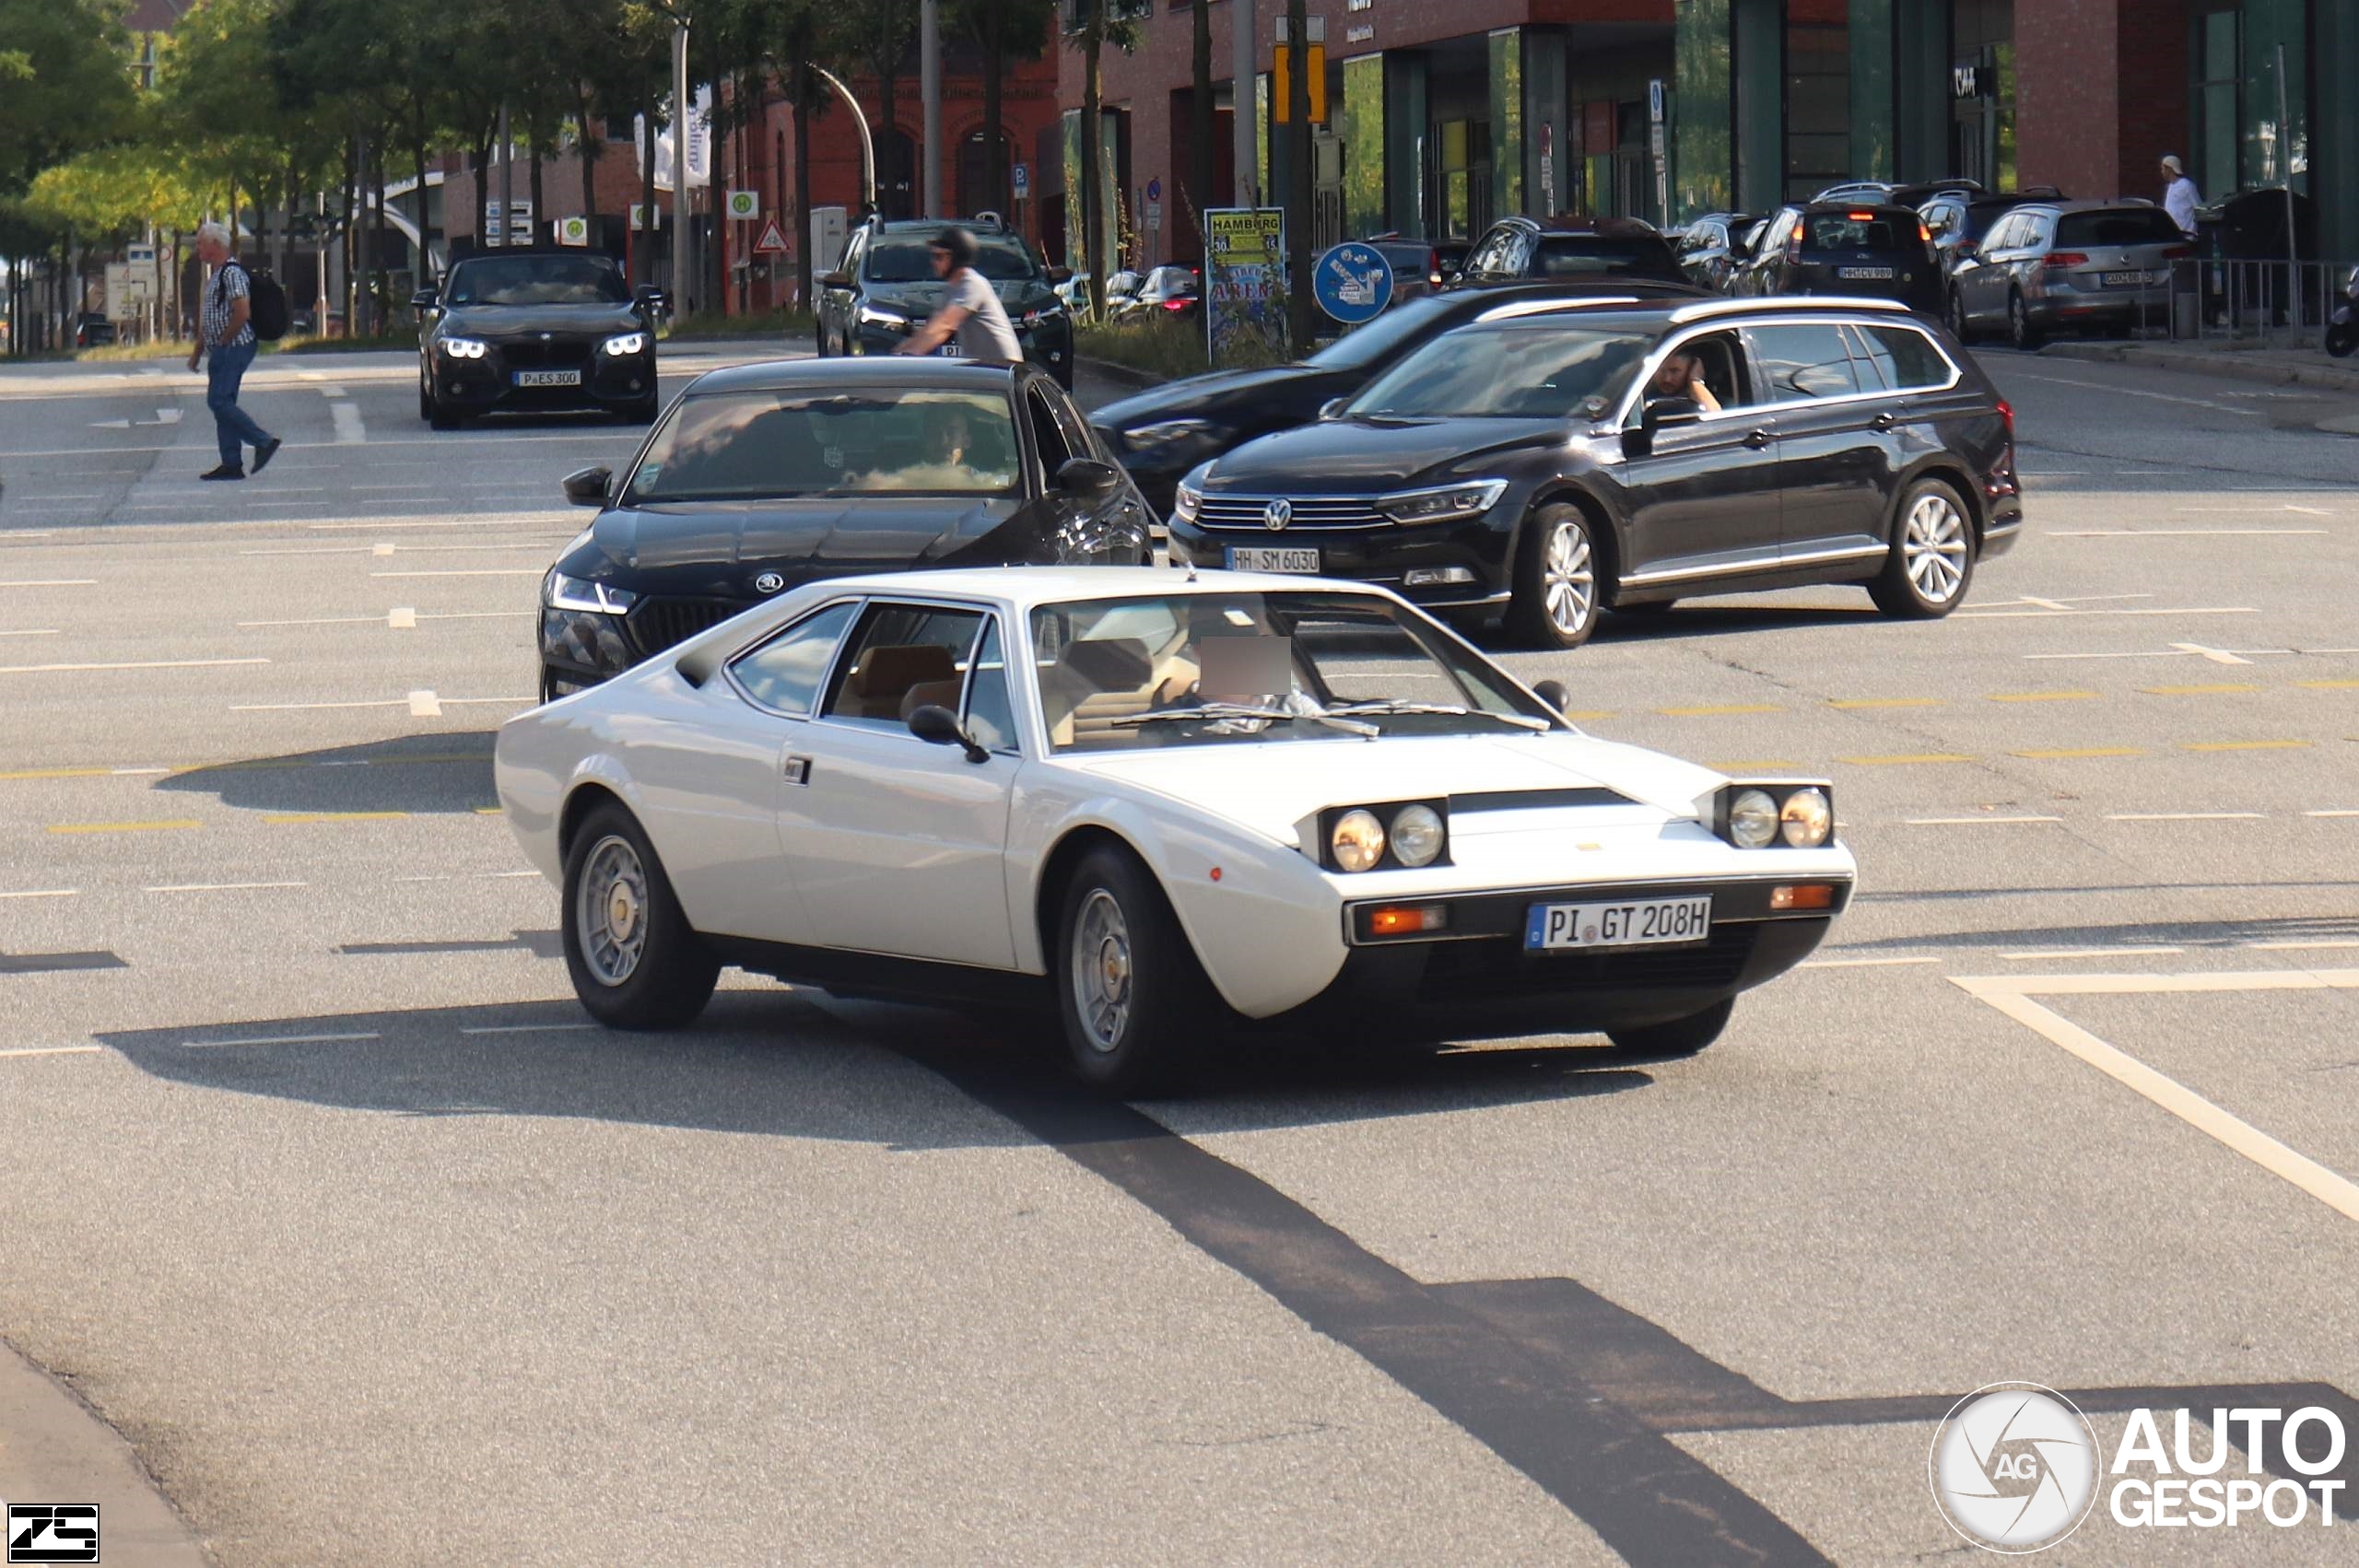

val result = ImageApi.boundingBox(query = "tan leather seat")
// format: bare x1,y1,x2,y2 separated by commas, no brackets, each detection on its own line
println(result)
839,644,957,720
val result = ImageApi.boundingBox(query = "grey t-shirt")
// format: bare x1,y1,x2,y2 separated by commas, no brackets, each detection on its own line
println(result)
945,268,1024,364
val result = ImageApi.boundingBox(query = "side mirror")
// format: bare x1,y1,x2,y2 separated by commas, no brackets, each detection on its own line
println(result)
1046,264,1073,285
633,284,668,313
1642,396,1704,432
409,287,439,311
561,464,613,508
1055,456,1121,497
819,271,851,289
1317,397,1349,421
1532,679,1571,713
908,703,988,763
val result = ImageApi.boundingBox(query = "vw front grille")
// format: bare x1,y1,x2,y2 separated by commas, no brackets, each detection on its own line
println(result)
1194,495,1387,532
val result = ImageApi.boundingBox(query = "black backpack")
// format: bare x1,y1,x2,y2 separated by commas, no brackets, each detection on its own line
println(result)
221,261,290,341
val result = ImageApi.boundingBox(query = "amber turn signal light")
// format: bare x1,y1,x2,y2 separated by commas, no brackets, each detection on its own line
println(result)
1769,883,1836,911
1367,904,1450,937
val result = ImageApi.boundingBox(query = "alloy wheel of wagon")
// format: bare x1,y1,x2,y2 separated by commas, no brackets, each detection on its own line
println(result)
1945,288,1971,343
1605,998,1733,1061
1870,479,1976,619
1507,504,1602,650
2007,289,2043,350
560,802,720,1029
1053,845,1218,1093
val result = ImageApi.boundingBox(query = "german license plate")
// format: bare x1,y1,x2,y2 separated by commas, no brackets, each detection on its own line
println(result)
1837,266,1895,280
1525,895,1712,952
512,369,581,388
935,341,966,357
2102,270,2154,288
1225,545,1320,573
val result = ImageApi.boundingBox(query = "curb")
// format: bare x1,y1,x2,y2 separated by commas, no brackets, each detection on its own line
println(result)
0,1339,207,1565
1074,356,1165,391
2038,340,2359,396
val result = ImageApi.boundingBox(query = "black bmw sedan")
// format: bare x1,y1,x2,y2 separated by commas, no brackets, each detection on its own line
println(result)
1093,279,1705,516
1168,297,2020,649
414,250,666,428
538,358,1152,696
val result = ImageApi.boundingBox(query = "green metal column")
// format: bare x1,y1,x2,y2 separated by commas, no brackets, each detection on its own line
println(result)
1524,29,1569,216
2318,0,2358,261
1732,0,1782,211
1850,0,1894,183
1385,53,1429,235
1339,53,1387,239
1489,29,1526,219
1892,0,1952,181
1672,0,1734,216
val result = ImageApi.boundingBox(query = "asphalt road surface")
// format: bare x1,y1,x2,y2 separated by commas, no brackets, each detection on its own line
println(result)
1,336,2355,1566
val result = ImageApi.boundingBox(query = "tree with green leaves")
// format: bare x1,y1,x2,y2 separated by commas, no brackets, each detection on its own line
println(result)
845,0,917,216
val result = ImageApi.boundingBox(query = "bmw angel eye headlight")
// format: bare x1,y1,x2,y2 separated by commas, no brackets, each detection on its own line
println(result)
601,331,649,357
1330,809,1387,872
1727,790,1779,848
440,336,489,359
1714,781,1837,848
1125,417,1220,451
543,569,639,614
1377,479,1508,525
1390,804,1446,868
1780,787,1833,848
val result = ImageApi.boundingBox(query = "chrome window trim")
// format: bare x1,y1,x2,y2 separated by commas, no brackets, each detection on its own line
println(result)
1620,543,1887,589
1614,311,1962,430
1665,294,1907,324
811,596,999,739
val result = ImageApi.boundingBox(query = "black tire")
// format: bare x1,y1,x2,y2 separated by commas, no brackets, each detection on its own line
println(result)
1505,502,1604,650
2325,322,2356,359
1945,287,1972,343
428,395,461,431
1606,998,1733,1061
2006,289,2043,350
561,802,720,1030
1052,845,1220,1094
1869,475,1977,618
622,394,659,425
418,376,433,423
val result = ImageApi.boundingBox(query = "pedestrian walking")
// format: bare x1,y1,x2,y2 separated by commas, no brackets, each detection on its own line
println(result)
186,221,281,482
2160,155,2202,240
896,226,1024,368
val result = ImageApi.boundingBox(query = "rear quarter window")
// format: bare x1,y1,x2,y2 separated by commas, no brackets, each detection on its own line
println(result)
2054,209,2185,248
1852,325,1955,392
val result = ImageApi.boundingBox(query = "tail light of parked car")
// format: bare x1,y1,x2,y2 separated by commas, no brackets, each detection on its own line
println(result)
2042,252,2091,269
1997,399,2014,445
2162,246,2195,260
1160,298,1190,311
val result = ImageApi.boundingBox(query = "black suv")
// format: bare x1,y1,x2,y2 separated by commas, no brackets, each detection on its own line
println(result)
413,250,665,427
1455,216,1687,287
1168,298,2020,649
1731,203,1942,313
815,217,1074,386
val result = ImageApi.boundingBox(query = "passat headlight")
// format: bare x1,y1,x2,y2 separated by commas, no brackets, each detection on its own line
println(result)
1780,787,1833,847
1172,478,1203,524
440,336,488,359
600,331,648,357
1390,803,1446,868
857,302,911,330
1727,789,1779,848
1124,417,1221,451
1377,478,1508,525
543,569,638,614
1330,809,1387,872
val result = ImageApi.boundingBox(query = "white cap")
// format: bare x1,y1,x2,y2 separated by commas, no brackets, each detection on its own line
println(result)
2161,155,2184,174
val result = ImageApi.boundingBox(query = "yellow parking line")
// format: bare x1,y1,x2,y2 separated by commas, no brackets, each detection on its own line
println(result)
474,805,505,815
1658,703,1785,717
2297,679,2359,690
45,819,201,835
1837,754,1974,766
1827,697,1942,709
2142,683,2260,696
2013,746,2145,759
263,811,412,825
1987,691,2101,703
0,767,114,780
2182,739,2312,753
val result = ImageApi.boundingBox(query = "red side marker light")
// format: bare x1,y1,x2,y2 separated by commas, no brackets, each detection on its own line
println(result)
1209,867,1222,882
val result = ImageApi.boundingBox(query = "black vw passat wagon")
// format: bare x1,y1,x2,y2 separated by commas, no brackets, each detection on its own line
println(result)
1168,296,2019,649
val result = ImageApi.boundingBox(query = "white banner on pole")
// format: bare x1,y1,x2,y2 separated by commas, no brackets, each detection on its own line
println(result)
635,87,713,192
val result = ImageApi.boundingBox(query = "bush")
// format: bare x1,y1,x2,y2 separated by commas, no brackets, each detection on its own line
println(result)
662,307,814,342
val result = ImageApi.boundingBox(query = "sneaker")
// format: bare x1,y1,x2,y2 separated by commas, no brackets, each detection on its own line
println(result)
199,464,246,481
252,438,282,474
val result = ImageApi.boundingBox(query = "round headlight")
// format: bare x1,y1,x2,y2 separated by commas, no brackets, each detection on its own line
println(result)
1728,789,1779,848
1780,788,1832,847
1331,809,1386,872
1391,804,1445,868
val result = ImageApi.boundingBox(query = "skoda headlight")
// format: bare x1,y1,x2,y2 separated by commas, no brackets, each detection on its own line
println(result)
1172,478,1203,524
857,302,911,330
1780,787,1833,848
1330,809,1386,872
601,331,649,357
543,569,638,614
440,336,488,359
1125,417,1220,452
1390,804,1446,868
1377,478,1508,525
1727,789,1779,848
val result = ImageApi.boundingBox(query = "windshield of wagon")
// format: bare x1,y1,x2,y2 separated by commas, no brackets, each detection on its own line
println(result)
446,255,630,306
626,388,1021,502
1030,591,1557,751
863,234,1043,283
1345,324,1652,418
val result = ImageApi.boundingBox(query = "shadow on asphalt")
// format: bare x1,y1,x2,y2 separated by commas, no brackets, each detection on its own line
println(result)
155,732,497,815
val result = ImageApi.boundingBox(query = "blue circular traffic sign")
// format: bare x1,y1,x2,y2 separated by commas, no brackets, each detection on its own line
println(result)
1312,241,1394,325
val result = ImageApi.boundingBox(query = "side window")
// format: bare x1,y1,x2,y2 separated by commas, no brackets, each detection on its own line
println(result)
963,619,1019,754
1747,324,1865,402
1027,387,1076,483
728,601,859,714
1464,228,1508,277
1668,330,1753,412
838,231,865,279
1504,228,1538,275
1760,211,1798,259
1846,323,1897,392
1044,384,1101,467
822,602,988,727
1862,324,1953,390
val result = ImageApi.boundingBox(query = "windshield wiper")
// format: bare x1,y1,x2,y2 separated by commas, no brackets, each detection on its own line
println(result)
1109,701,1380,738
1324,700,1552,731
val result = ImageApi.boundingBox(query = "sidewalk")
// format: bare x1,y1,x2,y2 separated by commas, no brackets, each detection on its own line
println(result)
2040,337,2359,399
0,1339,205,1564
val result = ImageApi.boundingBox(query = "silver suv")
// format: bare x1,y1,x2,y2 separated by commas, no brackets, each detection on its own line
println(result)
1948,201,2193,347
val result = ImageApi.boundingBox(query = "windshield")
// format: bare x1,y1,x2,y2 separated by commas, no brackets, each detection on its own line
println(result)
1304,292,1458,370
1346,325,1651,419
446,254,629,306
1803,214,1913,251
2055,209,2185,247
1031,591,1554,751
626,388,1020,502
863,233,1041,284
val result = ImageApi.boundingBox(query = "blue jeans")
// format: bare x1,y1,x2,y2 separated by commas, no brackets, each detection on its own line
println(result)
205,339,272,468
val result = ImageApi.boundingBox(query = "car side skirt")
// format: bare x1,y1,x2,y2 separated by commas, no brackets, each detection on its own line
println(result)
700,933,1050,1011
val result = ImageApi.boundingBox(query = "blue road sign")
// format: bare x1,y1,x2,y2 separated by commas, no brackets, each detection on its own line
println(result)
1311,241,1394,325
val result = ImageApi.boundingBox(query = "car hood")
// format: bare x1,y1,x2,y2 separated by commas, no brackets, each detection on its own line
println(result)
1095,363,1340,429
1202,415,1570,493
863,277,1060,316
440,303,645,338
559,497,1045,596
1053,731,1722,840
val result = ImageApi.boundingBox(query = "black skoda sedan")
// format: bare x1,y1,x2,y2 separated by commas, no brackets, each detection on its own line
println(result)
414,250,666,428
1093,279,1704,516
1168,297,2020,649
538,358,1152,697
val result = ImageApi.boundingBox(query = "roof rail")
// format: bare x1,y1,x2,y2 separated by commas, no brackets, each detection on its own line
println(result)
1666,295,1909,323
1474,296,1641,322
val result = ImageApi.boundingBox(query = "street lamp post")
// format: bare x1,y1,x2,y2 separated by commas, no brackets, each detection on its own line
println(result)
813,68,877,215
921,0,942,217
672,19,690,313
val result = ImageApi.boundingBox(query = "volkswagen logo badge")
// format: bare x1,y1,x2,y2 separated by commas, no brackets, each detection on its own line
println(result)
1263,497,1293,532
754,571,786,594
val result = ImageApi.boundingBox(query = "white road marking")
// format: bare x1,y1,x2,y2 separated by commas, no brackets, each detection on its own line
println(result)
2306,810,2359,818
370,568,543,579
2250,940,2359,951
2005,947,2186,960
387,607,417,629
1958,606,2257,620
407,690,443,718
145,881,309,894
0,579,96,589
0,889,78,900
372,542,396,556
459,1023,596,1036
2106,812,2266,822
331,402,366,444
0,628,61,637
180,1031,381,1048
230,697,411,711
0,1046,104,1060
1954,970,2359,1224
2025,644,2289,663
415,611,536,622
1998,370,2267,416
1905,815,2063,826
2050,529,2325,537
0,657,268,675
1978,592,2152,609
487,870,540,878
237,614,386,627
1800,954,1940,969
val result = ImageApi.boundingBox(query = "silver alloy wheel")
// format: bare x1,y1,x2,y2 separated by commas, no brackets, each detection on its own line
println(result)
1901,492,1969,603
576,833,650,987
1071,888,1133,1054
1542,521,1596,637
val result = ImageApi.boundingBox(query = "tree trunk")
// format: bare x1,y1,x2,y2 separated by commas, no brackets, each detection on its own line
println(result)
792,74,813,315
412,136,428,279
980,6,1003,217
1083,0,1104,319
530,137,545,245
1285,0,1313,353
575,81,602,238
343,134,361,336
1191,0,1213,264
372,137,392,333
640,98,659,287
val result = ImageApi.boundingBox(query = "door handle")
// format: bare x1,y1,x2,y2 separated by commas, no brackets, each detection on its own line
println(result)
1871,412,1896,431
1743,428,1771,450
781,755,810,786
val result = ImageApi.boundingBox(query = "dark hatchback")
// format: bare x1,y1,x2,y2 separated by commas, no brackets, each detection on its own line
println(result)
1168,298,2020,649
1092,280,1705,515
815,218,1074,386
1455,216,1688,287
414,250,665,427
1731,204,1942,313
538,358,1152,696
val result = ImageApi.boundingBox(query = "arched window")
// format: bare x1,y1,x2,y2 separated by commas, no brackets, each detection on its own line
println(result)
957,127,1017,218
879,129,917,220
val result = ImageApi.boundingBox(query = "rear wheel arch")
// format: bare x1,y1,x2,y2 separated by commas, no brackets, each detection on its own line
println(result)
1893,461,1985,552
